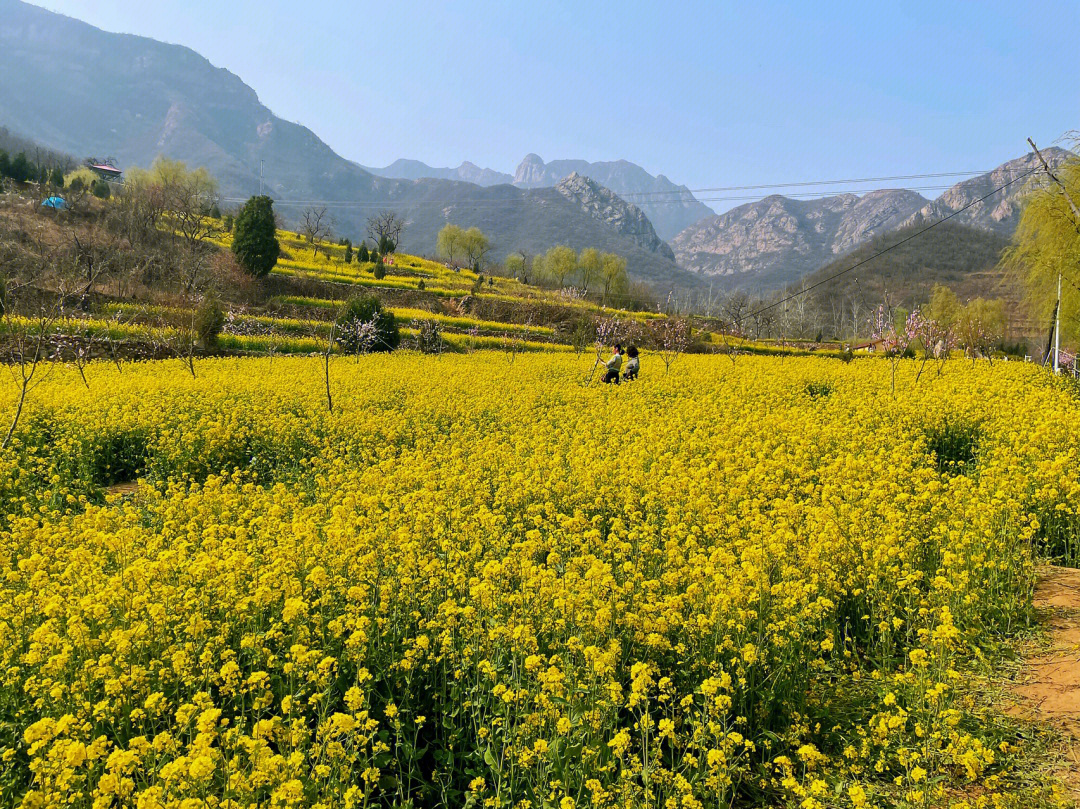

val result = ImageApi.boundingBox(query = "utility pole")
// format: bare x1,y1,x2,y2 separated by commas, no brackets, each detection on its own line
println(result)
1054,271,1061,373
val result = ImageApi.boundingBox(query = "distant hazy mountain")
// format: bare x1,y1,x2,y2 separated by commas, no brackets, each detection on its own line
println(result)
358,152,714,241
512,154,713,241
0,0,699,290
360,159,513,186
670,189,929,290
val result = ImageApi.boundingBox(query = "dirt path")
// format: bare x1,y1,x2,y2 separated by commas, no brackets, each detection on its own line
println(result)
1010,565,1080,797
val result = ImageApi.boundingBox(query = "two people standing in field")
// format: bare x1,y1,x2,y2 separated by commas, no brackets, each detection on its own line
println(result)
603,344,640,384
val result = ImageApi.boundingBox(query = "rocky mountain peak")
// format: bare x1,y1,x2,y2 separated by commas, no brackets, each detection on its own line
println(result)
669,189,929,288
555,173,676,260
901,148,1072,234
514,153,547,187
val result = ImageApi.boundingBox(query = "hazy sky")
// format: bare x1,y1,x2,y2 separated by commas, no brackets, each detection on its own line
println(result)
32,0,1080,197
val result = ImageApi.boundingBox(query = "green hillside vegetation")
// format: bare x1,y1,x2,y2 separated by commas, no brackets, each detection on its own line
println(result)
798,222,1012,308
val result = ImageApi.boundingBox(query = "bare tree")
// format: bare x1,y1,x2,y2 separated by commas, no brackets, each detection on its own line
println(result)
164,165,221,257
653,317,692,373
1,301,61,449
367,211,405,255
501,318,534,364
300,207,334,257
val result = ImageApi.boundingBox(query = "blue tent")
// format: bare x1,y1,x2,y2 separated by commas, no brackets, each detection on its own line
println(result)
41,196,67,210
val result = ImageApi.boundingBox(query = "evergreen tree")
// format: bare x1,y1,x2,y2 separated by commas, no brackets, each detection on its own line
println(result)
91,179,111,199
50,167,65,187
357,242,370,262
0,150,9,179
232,195,280,277
344,239,353,264
10,153,30,183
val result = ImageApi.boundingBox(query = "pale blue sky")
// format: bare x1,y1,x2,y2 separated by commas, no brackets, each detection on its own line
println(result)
32,0,1079,197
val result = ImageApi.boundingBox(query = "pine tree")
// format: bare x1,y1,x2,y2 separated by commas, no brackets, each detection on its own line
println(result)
358,242,370,262
10,153,30,183
232,195,280,277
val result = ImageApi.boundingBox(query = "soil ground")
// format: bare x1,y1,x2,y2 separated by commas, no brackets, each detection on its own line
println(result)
1009,566,1080,800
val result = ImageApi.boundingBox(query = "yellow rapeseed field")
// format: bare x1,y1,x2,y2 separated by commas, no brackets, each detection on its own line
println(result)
0,354,1077,808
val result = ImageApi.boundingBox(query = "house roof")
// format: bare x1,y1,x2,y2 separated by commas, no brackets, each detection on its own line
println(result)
90,164,123,175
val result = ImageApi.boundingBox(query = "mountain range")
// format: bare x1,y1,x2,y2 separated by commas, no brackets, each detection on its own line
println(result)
0,0,696,289
669,149,1070,292
362,154,714,241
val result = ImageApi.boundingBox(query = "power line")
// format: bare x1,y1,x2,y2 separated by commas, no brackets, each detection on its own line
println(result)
219,180,993,211
218,164,1026,212
615,170,994,198
733,165,1043,326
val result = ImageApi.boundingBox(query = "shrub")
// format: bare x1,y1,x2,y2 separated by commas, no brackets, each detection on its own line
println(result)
417,279,426,291
91,179,111,199
409,318,445,354
373,261,386,281
804,381,832,399
336,295,399,353
195,295,226,348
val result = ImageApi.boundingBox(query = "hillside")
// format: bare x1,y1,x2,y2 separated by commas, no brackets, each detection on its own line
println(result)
0,0,698,291
670,189,928,291
797,222,1013,311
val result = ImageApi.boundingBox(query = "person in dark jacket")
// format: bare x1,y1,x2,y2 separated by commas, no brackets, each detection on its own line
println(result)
622,346,640,381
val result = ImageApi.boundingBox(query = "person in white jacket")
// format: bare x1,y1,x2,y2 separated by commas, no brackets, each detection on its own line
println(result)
602,344,624,384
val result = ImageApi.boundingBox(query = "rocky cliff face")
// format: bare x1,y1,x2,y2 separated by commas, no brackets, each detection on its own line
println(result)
901,148,1071,234
669,190,928,288
513,155,713,241
555,172,676,260
513,153,548,187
